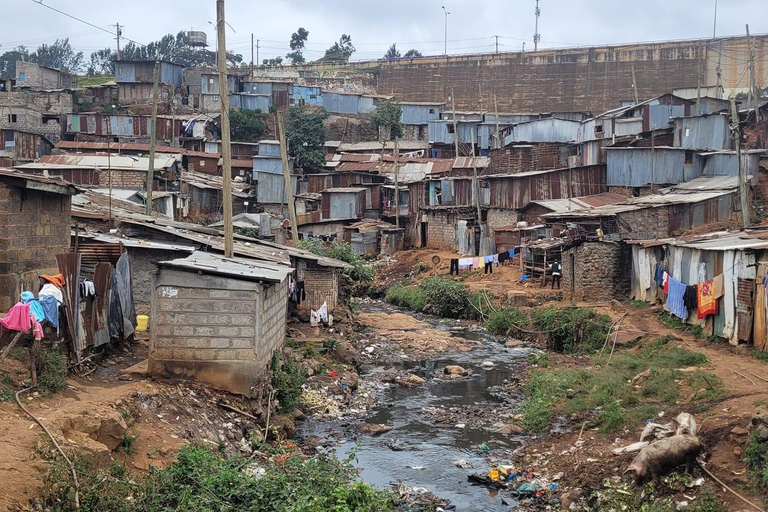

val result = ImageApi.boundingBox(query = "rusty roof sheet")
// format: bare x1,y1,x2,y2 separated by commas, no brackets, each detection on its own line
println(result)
159,251,293,284
326,153,382,163
56,141,184,153
336,162,380,172
322,187,367,193
0,167,80,195
522,192,628,213
453,156,490,169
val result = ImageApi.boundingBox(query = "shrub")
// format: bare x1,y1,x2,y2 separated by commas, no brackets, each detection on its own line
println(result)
385,285,426,312
531,307,612,353
271,353,307,414
418,276,469,318
485,307,528,337
39,350,68,394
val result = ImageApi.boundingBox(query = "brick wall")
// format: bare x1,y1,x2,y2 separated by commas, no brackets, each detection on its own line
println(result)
522,204,553,225
148,269,288,395
617,208,669,240
102,170,148,190
295,261,339,312
562,242,631,301
0,182,71,311
487,208,520,231
486,143,569,175
127,248,190,315
425,210,456,251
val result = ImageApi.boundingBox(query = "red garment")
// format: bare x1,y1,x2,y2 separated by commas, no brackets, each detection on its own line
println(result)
32,320,43,341
0,302,32,332
697,280,718,319
663,272,670,293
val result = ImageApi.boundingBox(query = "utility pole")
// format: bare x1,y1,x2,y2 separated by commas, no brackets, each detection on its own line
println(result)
713,0,718,38
631,64,639,105
394,137,399,229
650,129,656,194
217,0,234,257
251,33,254,79
277,114,299,242
746,25,757,105
114,23,122,60
451,87,459,157
533,0,541,51
495,35,499,54
145,60,160,216
493,93,500,150
256,39,260,68
470,131,481,223
730,97,750,228
442,6,450,58
696,42,702,116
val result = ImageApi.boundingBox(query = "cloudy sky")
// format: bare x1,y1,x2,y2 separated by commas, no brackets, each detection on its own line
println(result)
4,0,767,62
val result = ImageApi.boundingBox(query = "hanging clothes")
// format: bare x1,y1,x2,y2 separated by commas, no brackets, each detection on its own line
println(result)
32,319,44,341
697,280,718,319
663,272,670,293
654,264,665,287
20,291,35,304
0,302,32,332
80,281,96,298
666,277,688,319
498,251,509,264
472,257,481,270
712,274,725,299
317,301,328,324
28,300,45,323
458,257,473,270
39,283,63,304
683,285,698,313
484,260,493,274
509,248,516,259
449,259,459,276
38,295,59,328
40,274,65,288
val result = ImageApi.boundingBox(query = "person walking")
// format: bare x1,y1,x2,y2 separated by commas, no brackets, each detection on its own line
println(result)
550,260,562,289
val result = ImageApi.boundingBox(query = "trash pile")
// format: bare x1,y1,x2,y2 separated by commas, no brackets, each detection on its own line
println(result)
391,482,454,511
468,464,563,505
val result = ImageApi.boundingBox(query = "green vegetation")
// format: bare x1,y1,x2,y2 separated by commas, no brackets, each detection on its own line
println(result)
385,277,470,319
286,106,329,172
485,307,528,337
271,352,307,414
370,100,404,139
531,306,613,353
42,444,395,511
121,433,138,455
521,337,718,434
297,240,375,298
0,388,14,402
323,34,356,62
39,350,68,394
753,350,768,363
234,226,260,239
745,430,768,495
230,109,269,142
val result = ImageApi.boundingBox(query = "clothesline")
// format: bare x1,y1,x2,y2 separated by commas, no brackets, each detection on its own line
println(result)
654,264,723,321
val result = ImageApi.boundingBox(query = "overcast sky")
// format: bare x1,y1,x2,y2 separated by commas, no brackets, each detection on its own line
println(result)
3,0,767,63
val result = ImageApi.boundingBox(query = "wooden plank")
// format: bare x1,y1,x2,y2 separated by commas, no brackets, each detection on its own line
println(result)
755,263,768,351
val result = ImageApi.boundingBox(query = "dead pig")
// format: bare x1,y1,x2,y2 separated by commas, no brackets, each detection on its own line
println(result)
625,434,702,481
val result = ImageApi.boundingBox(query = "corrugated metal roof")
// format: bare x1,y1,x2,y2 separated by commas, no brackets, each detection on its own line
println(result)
629,231,768,251
75,232,195,252
337,141,429,152
25,154,178,171
524,192,627,213
159,251,293,283
56,141,184,153
0,167,81,195
670,175,742,192
453,156,490,169
336,162,380,172
322,187,367,193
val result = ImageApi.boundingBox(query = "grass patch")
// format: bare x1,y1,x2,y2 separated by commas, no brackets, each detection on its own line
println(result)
385,276,470,319
271,352,307,414
627,300,649,309
753,350,768,363
39,350,68,394
121,433,138,455
531,306,613,353
43,444,396,511
485,307,528,337
745,429,768,496
0,388,14,402
522,337,715,434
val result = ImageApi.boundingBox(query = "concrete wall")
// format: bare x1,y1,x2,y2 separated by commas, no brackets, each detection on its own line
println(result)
16,62,70,89
562,242,630,301
424,210,456,251
148,268,288,395
127,248,189,315
0,183,71,311
487,208,520,231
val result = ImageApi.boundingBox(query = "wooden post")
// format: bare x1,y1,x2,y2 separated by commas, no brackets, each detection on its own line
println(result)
470,131,481,223
217,0,234,257
493,93,500,150
394,137,399,229
451,87,459,157
696,42,702,116
145,60,160,216
277,114,299,242
731,97,750,228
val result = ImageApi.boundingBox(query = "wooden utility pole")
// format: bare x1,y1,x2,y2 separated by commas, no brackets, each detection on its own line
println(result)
145,60,160,216
256,39,260,68
451,87,459,157
115,23,122,60
696,42,702,115
731,97,750,228
277,114,299,242
631,64,639,105
747,25,757,105
650,129,656,194
470,131,482,223
251,33,254,78
493,93,500,150
394,137,400,229
217,0,234,257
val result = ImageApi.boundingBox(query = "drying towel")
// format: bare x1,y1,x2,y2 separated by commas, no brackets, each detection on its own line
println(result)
697,280,718,319
39,283,63,304
666,277,688,320
20,291,34,304
39,295,59,328
484,255,493,264
472,257,481,269
654,265,664,287
28,300,45,323
683,285,698,313
498,251,509,264
712,274,725,299
40,274,65,288
0,302,32,332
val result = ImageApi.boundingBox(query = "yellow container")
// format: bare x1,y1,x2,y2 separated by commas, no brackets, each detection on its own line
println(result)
136,315,149,332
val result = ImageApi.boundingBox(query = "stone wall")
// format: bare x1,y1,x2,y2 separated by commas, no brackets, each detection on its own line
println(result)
561,242,631,301
522,204,552,225
149,268,288,395
16,62,68,89
617,208,669,240
425,210,456,251
0,182,71,311
102,170,148,190
126,248,190,315
487,208,520,231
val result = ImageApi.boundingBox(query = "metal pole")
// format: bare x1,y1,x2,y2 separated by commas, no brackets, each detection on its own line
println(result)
451,87,459,157
442,6,449,57
217,0,234,257
251,33,254,79
145,60,160,216
277,114,299,242
394,137,399,229
731,97,750,228
713,0,718,39
470,131,481,223
696,42,702,115
107,118,112,225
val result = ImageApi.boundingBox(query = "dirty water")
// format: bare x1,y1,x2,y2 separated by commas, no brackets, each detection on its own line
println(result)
302,311,538,511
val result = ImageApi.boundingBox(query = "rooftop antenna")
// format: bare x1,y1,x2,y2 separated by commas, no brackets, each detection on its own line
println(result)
533,0,541,51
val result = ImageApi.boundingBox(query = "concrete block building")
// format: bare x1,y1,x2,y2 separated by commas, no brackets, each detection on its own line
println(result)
148,251,292,395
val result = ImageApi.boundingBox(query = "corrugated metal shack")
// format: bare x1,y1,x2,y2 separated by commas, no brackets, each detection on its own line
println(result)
673,114,731,150
115,60,183,86
0,129,53,163
485,165,607,209
65,113,184,142
321,187,367,220
258,140,282,157
502,117,581,144
252,155,284,175
401,102,443,124
519,192,627,225
289,85,323,106
323,91,377,115
255,171,298,204
629,231,768,347
201,73,239,94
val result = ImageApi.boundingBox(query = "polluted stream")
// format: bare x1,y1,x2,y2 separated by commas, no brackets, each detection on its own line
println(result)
300,308,538,511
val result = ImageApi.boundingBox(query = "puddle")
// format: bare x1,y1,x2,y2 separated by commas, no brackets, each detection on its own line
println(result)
302,339,535,510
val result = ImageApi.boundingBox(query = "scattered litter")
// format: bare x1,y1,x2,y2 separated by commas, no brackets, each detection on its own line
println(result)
453,459,473,469
612,441,649,455
410,466,425,470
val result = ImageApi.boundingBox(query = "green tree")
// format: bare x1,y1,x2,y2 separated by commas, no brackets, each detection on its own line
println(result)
370,100,404,139
323,34,355,62
285,106,328,171
33,38,84,73
88,48,115,75
384,44,401,59
286,27,309,64
230,109,269,142
121,31,242,67
0,47,30,79
403,49,423,58
262,56,283,66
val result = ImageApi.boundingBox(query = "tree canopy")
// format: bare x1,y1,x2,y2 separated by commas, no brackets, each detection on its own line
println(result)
370,100,404,140
403,49,423,58
120,31,242,67
230,109,269,142
285,106,328,171
323,34,355,62
263,57,283,66
88,48,116,75
286,27,309,64
0,39,83,78
384,44,401,60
